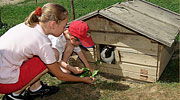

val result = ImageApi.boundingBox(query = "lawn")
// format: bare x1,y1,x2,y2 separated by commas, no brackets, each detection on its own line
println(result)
0,0,179,100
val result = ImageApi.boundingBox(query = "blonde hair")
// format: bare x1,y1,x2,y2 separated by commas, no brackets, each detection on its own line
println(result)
25,3,69,27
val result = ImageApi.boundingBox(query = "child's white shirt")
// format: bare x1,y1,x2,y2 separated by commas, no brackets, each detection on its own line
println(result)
48,34,81,62
0,23,56,84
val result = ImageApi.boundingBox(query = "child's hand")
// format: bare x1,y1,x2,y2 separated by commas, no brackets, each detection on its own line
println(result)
63,29,71,39
72,67,83,75
63,28,68,34
89,67,94,74
83,76,95,84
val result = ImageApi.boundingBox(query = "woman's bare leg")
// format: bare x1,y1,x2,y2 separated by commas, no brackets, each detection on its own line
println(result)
13,69,48,94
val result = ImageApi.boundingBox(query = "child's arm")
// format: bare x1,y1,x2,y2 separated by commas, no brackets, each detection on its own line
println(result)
77,51,94,73
53,47,82,74
62,40,73,62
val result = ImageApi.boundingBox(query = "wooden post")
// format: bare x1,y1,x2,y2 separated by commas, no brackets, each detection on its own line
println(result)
71,0,75,20
0,9,2,28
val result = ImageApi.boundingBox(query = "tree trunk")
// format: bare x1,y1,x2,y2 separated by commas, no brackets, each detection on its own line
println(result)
71,0,75,20
0,11,2,28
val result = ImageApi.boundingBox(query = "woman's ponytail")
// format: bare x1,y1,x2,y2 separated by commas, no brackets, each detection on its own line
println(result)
25,7,42,27
25,3,69,28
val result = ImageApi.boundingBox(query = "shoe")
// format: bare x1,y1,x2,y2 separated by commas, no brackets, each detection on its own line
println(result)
27,81,59,99
2,91,28,100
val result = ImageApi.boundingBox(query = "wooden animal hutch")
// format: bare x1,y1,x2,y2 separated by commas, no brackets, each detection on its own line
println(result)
69,0,179,82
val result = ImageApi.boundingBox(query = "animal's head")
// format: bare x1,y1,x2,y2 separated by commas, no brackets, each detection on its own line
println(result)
100,45,115,64
103,46,114,58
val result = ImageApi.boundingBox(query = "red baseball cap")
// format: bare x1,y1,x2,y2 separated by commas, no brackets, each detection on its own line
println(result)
68,20,95,48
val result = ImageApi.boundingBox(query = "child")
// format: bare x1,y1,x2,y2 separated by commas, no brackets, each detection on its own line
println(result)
48,20,95,75
0,3,94,100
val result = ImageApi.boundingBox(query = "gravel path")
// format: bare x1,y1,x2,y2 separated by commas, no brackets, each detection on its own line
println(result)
0,0,24,6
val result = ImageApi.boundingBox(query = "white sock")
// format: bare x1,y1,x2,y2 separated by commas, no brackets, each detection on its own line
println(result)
12,93,20,96
30,84,42,92
12,91,25,96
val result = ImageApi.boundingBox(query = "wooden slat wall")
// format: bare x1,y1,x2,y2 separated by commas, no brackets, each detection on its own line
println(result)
115,47,157,56
91,32,158,52
86,16,136,34
70,51,157,82
99,66,156,82
120,52,157,67
101,63,157,76
156,42,176,80
81,47,95,62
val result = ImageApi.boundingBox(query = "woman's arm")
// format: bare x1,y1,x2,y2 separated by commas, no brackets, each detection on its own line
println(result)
47,62,94,83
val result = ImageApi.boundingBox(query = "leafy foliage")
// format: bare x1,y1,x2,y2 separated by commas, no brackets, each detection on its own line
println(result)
80,68,99,78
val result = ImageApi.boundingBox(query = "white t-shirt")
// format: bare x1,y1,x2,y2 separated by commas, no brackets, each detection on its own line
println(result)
0,23,56,84
48,34,81,62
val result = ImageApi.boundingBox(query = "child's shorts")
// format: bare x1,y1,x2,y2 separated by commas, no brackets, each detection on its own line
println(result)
0,57,47,94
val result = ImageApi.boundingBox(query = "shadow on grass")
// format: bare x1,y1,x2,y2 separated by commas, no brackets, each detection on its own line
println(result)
38,78,129,100
158,45,179,83
158,58,179,83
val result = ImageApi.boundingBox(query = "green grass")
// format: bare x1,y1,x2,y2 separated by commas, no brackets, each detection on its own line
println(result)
1,0,178,36
147,0,179,13
0,0,179,99
0,0,125,36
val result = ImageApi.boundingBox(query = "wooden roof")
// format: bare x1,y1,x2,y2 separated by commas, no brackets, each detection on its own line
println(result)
71,0,179,47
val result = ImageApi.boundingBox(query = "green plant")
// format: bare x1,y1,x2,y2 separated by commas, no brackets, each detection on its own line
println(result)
80,68,99,78
95,60,102,66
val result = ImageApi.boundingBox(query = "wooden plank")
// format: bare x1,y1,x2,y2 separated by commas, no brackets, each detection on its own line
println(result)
114,48,121,64
120,52,157,67
81,49,95,62
99,67,156,82
121,0,179,27
96,44,100,61
81,47,95,62
100,63,157,76
115,46,158,56
86,16,137,34
91,32,158,51
93,45,98,61
156,42,176,79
